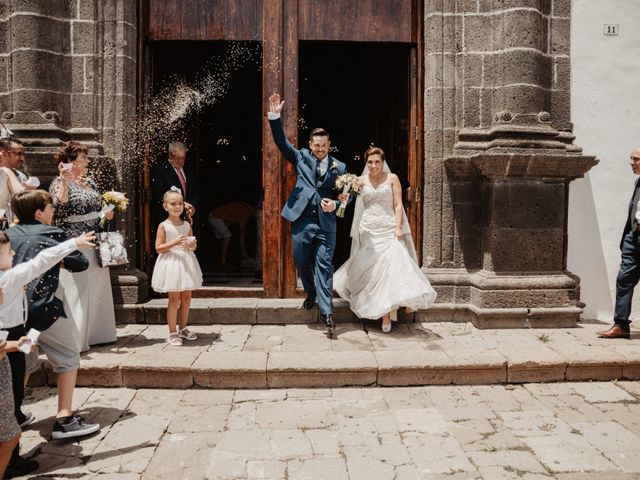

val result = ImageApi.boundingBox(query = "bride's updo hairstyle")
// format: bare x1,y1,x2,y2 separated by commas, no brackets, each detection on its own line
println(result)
364,146,385,161
53,140,88,164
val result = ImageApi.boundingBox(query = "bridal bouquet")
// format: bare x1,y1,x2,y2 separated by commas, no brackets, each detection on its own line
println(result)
334,173,364,218
99,191,129,229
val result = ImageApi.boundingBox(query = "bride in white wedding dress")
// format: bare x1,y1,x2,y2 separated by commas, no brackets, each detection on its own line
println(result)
334,147,436,332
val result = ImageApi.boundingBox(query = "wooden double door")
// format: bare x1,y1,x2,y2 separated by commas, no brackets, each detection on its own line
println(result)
141,0,423,297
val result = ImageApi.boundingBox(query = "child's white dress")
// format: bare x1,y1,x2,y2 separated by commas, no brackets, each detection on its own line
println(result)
151,220,203,292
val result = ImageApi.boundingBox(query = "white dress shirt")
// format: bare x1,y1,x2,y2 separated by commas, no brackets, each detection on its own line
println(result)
0,239,78,330
316,156,329,176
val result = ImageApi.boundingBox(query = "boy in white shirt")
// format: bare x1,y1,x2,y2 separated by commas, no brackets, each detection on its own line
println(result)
0,229,96,477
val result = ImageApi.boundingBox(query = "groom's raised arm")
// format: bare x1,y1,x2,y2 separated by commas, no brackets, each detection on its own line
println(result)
267,93,300,165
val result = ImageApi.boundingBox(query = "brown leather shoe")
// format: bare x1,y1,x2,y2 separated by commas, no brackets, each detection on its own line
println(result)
597,325,631,339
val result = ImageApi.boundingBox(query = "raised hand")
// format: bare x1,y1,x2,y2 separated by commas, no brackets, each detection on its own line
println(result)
58,162,72,180
74,231,97,248
268,93,285,114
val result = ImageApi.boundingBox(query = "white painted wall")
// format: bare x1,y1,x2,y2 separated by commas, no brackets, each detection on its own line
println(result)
568,0,640,320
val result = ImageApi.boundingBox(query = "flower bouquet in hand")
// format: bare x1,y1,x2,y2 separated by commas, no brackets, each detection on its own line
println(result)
334,173,364,218
96,192,129,267
99,191,129,229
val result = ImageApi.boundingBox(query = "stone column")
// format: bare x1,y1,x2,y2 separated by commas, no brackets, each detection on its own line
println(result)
424,0,597,327
0,0,147,303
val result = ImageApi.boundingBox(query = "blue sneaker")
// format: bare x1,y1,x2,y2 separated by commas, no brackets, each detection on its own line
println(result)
52,414,100,440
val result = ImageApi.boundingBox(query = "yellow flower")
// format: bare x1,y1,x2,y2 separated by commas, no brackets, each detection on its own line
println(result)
103,191,129,213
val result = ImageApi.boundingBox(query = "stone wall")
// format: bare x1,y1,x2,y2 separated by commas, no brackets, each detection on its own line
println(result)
0,1,136,150
0,0,146,302
422,0,597,327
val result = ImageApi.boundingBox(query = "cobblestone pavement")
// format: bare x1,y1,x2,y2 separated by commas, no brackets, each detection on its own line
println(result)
15,382,640,479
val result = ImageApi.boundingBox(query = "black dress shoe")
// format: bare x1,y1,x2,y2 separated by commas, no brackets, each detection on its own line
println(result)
303,295,316,310
5,456,39,478
320,314,334,329
597,324,631,339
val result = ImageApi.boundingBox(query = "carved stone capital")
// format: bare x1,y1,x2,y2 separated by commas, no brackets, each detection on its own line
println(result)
445,151,598,180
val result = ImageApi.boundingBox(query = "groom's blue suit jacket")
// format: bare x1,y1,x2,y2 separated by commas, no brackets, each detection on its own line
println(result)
269,117,346,233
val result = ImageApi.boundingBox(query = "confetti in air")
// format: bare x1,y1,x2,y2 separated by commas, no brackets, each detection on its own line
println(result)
120,42,262,171
110,42,261,251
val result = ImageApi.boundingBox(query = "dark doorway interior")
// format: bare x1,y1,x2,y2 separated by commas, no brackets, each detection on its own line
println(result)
299,41,411,269
150,41,263,287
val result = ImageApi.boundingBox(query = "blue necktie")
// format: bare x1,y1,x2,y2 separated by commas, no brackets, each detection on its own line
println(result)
316,161,322,183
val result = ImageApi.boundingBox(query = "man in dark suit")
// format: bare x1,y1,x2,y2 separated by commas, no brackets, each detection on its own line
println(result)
598,147,640,339
268,93,347,330
151,141,200,221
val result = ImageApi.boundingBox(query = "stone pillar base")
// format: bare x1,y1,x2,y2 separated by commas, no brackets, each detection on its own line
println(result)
417,269,581,328
110,268,149,304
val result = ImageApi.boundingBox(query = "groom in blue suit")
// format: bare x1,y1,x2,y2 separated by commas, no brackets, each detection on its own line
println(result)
267,93,347,328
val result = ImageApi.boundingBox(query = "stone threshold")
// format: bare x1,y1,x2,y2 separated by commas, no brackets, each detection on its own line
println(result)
115,298,412,325
115,297,560,328
29,323,640,389
115,298,570,327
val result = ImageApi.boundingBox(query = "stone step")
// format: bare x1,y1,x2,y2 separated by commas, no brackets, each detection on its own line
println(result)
115,298,423,325
29,323,640,389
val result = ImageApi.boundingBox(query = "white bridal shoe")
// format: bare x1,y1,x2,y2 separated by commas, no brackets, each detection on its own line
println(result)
382,309,398,333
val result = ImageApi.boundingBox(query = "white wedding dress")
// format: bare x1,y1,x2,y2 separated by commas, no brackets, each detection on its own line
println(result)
334,173,437,319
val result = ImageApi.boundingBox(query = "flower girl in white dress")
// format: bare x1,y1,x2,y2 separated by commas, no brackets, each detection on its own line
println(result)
151,188,203,346
334,147,436,332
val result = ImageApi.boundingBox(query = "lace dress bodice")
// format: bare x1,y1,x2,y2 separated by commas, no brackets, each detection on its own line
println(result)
359,176,396,237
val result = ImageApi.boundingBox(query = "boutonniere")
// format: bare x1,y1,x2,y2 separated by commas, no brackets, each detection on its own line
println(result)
330,163,339,172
